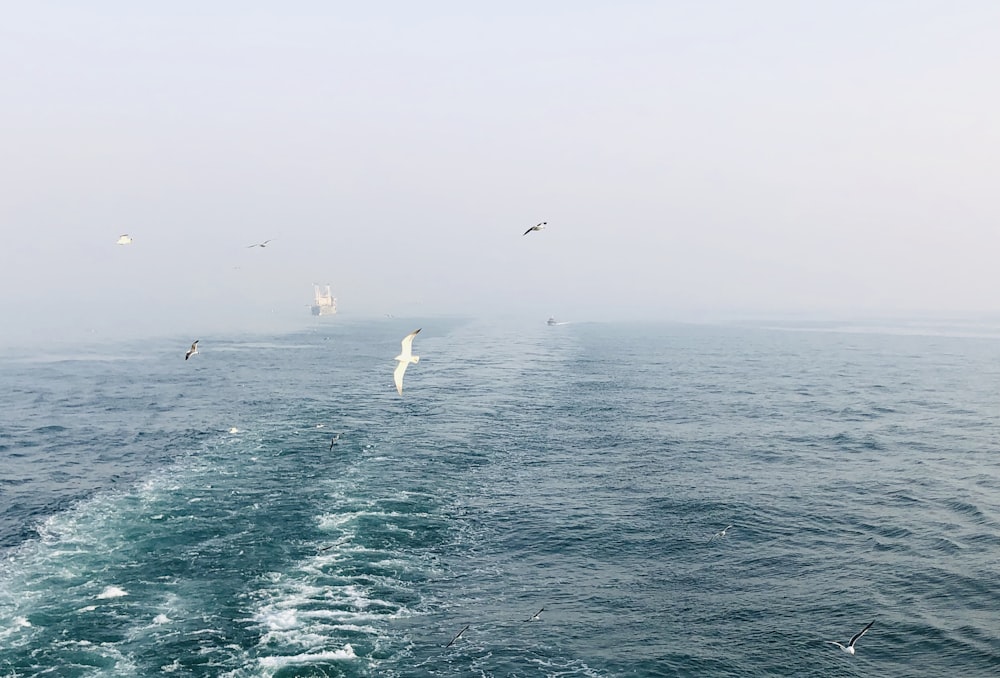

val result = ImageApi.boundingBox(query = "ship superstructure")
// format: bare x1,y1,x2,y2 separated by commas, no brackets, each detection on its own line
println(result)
311,284,337,316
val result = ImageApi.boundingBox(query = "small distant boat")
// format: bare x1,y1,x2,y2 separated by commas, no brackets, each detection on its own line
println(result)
547,317,558,326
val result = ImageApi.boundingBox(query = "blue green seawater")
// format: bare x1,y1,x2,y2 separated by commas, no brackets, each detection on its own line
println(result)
1,319,1000,676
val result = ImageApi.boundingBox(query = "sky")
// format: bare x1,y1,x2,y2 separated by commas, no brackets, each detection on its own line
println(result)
3,1,1000,346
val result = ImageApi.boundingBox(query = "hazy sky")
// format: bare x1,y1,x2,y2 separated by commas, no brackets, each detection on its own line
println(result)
3,2,1000,345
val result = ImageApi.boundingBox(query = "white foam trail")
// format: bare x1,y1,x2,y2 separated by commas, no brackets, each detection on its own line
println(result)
257,644,356,668
261,609,299,631
96,585,128,599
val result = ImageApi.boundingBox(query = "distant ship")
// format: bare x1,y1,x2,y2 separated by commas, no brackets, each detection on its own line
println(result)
311,284,337,316
547,317,558,326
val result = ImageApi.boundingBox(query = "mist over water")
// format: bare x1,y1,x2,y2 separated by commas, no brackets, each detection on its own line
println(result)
2,319,1000,676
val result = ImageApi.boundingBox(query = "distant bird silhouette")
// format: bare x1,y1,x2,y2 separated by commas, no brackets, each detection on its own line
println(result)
524,607,544,622
445,624,470,648
523,222,547,236
827,620,875,656
247,239,273,248
184,340,199,360
329,433,341,451
394,329,421,395
116,234,133,245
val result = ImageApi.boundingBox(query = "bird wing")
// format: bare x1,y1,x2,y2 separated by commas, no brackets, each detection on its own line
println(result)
445,624,470,648
826,641,847,650
394,360,408,395
399,328,421,357
522,226,534,235
849,620,875,646
524,607,544,622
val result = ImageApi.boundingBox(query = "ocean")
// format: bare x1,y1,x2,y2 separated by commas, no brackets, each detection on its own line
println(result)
1,318,999,677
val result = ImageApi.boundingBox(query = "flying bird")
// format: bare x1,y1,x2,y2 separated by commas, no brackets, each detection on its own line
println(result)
524,607,544,622
523,222,547,236
116,234,133,245
445,624,470,648
247,239,273,248
827,620,875,656
329,433,341,451
394,329,421,395
184,340,199,360
708,525,734,543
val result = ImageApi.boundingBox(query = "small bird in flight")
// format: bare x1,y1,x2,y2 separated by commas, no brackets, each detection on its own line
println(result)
708,525,734,543
247,239,273,248
445,624,470,648
184,340,199,360
329,433,341,451
394,329,421,395
524,607,544,622
116,234,133,245
523,222,547,236
827,619,875,656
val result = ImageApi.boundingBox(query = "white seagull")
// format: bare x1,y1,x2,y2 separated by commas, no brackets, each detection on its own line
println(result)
708,525,734,543
116,234,133,245
247,239,273,248
827,620,875,655
393,329,421,395
523,221,547,236
184,340,199,360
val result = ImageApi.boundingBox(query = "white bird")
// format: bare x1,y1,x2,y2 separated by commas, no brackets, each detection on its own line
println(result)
247,239,273,248
708,525,734,543
523,222,547,236
827,620,875,655
184,340,199,360
393,329,421,395
116,234,133,245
